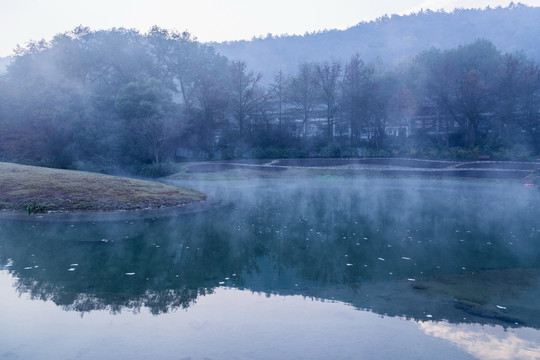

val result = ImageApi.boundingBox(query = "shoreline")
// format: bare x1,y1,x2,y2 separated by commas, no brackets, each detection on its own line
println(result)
0,162,207,215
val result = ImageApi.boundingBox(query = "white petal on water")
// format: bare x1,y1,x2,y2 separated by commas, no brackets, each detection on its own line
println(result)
219,281,225,285
346,263,353,266
496,305,507,309
24,267,33,270
101,239,108,243
407,278,416,281
377,258,385,261
426,314,433,318
401,257,411,260
70,264,78,267
125,273,135,276
68,268,76,271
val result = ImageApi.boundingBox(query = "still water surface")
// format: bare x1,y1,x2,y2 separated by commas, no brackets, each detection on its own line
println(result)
1,177,539,359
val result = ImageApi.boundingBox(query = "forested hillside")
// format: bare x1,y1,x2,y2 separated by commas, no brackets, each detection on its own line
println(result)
0,57,12,73
213,3,540,77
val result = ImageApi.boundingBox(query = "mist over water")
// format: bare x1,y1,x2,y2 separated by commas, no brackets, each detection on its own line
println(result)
1,177,539,312
1,176,539,359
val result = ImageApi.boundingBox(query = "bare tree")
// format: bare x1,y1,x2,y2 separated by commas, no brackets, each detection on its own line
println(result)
270,69,287,131
316,61,342,141
287,62,320,137
341,54,373,146
229,61,266,137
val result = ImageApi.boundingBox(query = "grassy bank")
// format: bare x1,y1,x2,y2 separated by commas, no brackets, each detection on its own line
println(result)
0,162,206,213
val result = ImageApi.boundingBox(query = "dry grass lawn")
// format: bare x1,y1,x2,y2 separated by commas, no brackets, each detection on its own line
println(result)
0,162,206,213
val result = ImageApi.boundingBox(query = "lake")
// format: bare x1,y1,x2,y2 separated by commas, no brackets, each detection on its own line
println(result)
1,177,539,359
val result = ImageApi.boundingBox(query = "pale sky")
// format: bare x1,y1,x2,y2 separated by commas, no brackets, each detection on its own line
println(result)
1,0,539,57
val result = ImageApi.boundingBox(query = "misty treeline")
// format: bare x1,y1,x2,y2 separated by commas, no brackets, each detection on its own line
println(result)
0,27,540,176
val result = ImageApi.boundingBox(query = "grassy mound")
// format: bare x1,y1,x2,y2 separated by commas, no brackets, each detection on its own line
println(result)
0,162,206,213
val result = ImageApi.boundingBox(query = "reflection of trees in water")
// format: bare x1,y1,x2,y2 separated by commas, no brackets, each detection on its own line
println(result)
15,277,209,315
1,180,540,323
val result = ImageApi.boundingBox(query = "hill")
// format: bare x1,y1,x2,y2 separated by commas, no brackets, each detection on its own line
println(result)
0,56,12,73
212,3,540,77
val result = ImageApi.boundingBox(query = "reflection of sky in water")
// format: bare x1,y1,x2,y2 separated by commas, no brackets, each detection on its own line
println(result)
2,270,538,359
420,321,540,360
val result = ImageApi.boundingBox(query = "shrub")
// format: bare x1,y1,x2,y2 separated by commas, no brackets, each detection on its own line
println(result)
26,203,48,214
137,161,178,178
